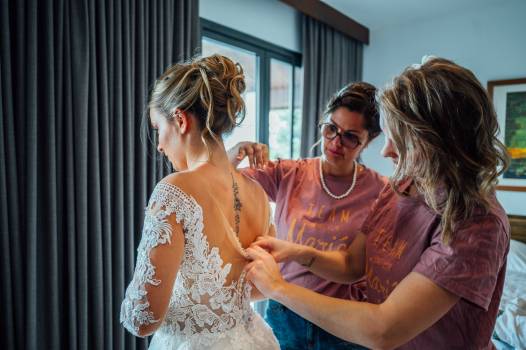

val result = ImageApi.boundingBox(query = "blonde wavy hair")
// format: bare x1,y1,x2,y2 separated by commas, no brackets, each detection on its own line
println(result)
148,54,246,152
380,57,509,244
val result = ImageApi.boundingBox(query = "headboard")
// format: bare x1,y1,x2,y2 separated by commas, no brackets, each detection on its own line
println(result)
509,215,526,244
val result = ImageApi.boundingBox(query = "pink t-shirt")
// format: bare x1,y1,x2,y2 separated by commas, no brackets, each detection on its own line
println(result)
362,179,510,349
243,157,387,299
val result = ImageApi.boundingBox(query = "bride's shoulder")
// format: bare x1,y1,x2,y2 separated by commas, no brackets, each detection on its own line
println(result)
152,171,199,199
160,171,191,187
156,167,218,198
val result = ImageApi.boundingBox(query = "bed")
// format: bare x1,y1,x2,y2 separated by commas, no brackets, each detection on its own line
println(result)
493,215,526,350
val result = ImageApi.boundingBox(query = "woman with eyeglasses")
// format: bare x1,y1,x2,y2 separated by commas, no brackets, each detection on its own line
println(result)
245,57,510,349
228,82,387,350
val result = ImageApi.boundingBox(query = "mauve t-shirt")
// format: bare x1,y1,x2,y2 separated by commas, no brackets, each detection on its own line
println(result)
362,179,510,349
243,157,386,299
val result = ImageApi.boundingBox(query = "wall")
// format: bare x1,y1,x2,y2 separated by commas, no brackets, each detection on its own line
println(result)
199,0,301,52
361,0,526,215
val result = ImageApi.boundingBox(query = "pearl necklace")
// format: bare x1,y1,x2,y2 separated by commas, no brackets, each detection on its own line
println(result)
319,158,358,200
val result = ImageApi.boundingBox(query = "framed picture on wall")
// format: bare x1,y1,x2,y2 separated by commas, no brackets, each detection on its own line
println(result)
488,78,526,192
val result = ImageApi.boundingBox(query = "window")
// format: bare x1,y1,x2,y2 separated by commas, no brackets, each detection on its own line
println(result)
201,37,258,152
269,60,303,159
201,19,302,159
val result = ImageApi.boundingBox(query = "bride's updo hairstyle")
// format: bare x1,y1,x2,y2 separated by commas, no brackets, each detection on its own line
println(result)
149,54,246,148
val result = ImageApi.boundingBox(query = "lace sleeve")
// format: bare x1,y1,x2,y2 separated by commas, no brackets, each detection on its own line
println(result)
120,182,191,336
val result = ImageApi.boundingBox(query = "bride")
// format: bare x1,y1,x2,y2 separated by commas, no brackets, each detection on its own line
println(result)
120,54,279,350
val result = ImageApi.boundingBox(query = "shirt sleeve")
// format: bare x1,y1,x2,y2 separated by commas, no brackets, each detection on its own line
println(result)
360,185,390,236
120,182,189,336
412,215,509,310
240,159,297,202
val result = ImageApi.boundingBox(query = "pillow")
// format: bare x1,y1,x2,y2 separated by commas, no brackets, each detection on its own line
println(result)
507,239,526,274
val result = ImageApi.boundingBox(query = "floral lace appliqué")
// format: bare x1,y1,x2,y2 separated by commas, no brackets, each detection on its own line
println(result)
120,182,256,346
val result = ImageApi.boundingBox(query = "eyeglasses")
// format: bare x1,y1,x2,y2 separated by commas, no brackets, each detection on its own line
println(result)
319,122,362,149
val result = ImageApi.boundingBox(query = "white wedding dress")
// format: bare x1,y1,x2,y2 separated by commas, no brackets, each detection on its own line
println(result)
120,182,279,350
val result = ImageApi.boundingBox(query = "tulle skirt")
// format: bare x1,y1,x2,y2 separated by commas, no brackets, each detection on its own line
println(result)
148,313,280,350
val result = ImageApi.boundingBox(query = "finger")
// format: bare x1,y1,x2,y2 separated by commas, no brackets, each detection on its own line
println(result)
272,252,283,262
251,143,261,167
237,148,246,160
262,144,270,165
244,265,254,281
243,260,256,273
246,146,255,168
254,144,264,168
251,245,276,262
255,245,280,263
252,236,270,244
251,239,273,251
245,247,257,260
245,246,268,261
244,262,263,282
258,152,266,168
251,236,272,246
246,246,266,259
258,235,276,242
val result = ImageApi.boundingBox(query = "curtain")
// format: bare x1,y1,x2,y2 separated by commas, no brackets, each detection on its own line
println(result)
300,14,364,157
0,0,199,349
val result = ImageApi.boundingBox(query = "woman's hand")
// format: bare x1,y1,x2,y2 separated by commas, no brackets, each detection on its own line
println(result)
244,246,287,298
227,141,269,168
250,236,312,265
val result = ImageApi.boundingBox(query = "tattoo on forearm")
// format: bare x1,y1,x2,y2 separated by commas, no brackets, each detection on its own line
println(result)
301,256,316,268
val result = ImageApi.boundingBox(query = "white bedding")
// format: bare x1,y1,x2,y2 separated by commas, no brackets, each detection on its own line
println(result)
508,239,526,274
493,240,526,350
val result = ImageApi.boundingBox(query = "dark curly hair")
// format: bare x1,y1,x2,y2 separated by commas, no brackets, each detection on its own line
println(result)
324,82,381,143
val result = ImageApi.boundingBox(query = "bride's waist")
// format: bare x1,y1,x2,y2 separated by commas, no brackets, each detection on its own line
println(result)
159,305,255,335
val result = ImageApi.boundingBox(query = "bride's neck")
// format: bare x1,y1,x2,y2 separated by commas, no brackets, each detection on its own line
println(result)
186,138,231,171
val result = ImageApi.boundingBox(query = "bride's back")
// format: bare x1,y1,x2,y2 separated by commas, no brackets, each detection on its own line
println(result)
173,164,271,286
145,167,272,348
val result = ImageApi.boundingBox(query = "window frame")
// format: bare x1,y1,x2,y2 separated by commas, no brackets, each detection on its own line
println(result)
200,18,302,149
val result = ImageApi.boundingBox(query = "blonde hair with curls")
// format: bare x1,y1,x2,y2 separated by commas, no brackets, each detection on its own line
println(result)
148,54,246,154
380,56,509,244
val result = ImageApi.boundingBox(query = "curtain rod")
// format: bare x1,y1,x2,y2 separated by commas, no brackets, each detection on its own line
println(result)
280,0,369,44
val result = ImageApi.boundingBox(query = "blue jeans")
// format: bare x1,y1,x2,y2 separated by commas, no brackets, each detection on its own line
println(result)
265,300,369,350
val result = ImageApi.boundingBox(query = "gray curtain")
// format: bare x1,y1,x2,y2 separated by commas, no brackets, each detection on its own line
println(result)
300,14,364,157
0,0,199,349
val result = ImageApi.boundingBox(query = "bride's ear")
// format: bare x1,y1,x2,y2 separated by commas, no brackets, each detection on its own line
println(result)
174,109,191,134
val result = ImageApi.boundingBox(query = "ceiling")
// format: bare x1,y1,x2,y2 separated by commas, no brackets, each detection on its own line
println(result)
321,0,503,31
